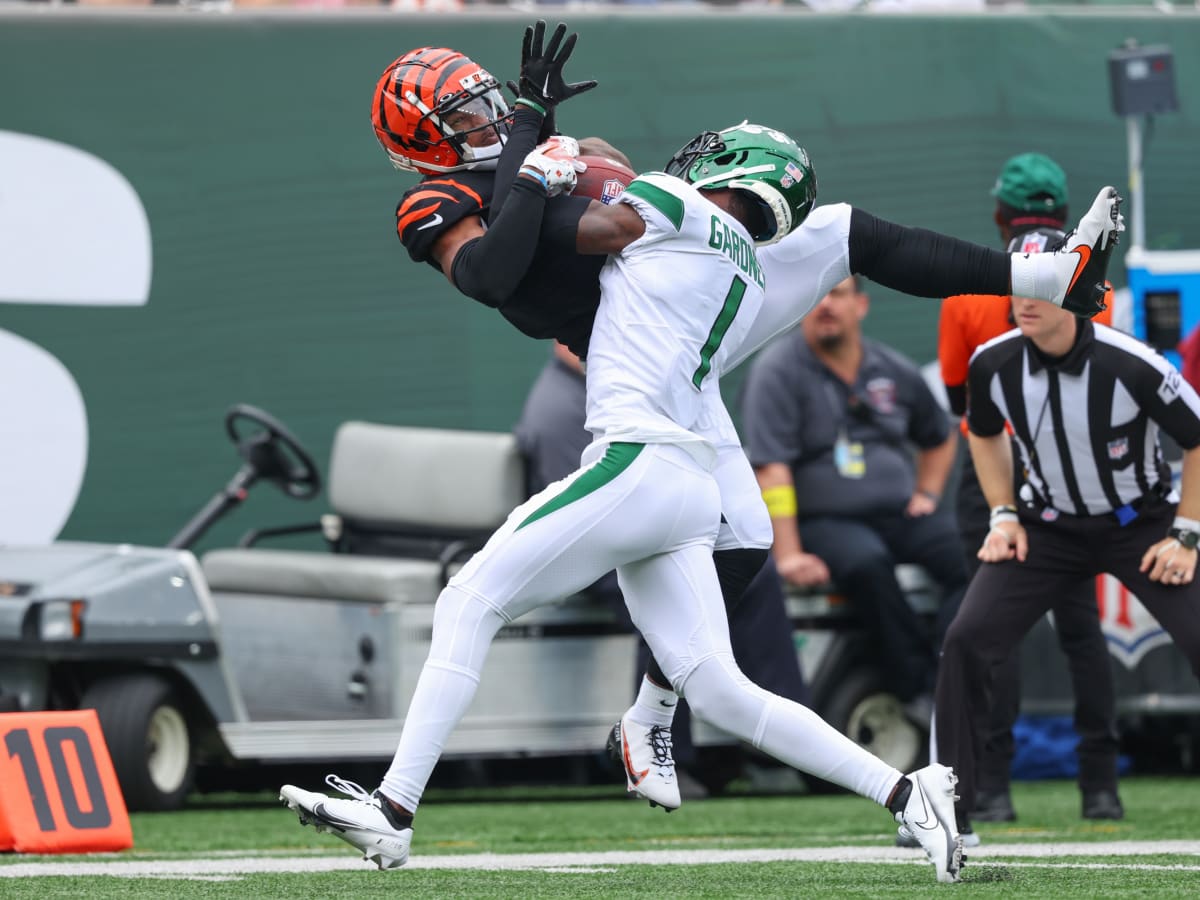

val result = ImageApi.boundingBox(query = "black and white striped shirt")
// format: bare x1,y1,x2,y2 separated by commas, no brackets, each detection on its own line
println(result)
967,320,1200,517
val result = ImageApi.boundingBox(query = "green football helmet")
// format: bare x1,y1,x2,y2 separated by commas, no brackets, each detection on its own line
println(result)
665,121,817,245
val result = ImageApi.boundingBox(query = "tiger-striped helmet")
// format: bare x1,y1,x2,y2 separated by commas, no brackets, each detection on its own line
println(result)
371,48,511,175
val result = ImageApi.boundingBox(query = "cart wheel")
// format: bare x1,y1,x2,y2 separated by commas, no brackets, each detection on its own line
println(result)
810,669,925,791
80,674,194,812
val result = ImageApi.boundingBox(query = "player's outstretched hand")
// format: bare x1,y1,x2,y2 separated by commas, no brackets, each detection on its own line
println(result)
518,20,598,114
1009,186,1124,318
520,135,587,197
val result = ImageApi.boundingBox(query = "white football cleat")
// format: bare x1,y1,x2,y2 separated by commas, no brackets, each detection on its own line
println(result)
894,764,964,884
606,714,681,811
1010,185,1124,317
280,774,412,870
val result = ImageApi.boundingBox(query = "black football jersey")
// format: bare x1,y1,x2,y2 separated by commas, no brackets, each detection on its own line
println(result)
395,171,604,358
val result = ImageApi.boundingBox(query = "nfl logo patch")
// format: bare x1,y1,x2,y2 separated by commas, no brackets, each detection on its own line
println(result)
1020,232,1050,254
782,161,805,188
1041,507,1060,522
600,179,625,205
1107,437,1129,460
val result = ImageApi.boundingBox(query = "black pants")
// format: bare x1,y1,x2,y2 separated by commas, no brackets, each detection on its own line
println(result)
955,455,1119,796
799,509,968,702
936,496,1200,816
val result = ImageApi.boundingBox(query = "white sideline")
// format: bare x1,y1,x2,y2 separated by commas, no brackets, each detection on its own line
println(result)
2,841,1200,878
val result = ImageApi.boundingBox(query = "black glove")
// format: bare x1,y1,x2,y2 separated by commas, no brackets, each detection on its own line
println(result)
516,20,598,115
507,78,557,143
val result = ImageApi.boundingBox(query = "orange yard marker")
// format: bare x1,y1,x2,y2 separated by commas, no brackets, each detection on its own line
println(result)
0,710,132,853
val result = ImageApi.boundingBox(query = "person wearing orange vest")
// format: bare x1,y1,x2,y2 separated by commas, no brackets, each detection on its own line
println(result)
936,153,1122,824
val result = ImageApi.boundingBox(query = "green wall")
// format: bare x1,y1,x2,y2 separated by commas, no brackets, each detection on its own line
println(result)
2,11,1198,549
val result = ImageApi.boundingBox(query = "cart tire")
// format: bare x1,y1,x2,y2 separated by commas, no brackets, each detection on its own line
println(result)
80,674,194,812
808,668,925,791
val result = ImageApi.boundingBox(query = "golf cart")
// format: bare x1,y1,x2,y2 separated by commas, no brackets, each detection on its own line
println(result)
0,405,937,811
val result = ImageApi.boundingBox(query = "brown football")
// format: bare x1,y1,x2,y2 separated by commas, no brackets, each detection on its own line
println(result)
574,155,636,205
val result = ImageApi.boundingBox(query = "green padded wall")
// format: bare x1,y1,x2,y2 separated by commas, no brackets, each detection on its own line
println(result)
1,12,1197,548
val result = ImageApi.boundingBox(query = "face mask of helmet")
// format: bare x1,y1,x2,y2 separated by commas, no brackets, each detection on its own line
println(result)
372,50,513,175
426,90,512,169
665,122,817,246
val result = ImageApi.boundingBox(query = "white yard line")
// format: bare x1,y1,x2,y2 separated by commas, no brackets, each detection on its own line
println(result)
1,841,1199,878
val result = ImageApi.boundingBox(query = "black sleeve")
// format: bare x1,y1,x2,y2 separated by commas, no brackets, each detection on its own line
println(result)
488,105,547,227
396,179,483,264
848,208,1011,299
451,177,548,307
965,351,1007,437
945,383,968,418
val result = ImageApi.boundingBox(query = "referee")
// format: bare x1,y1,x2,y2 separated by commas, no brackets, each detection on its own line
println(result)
935,290,1200,834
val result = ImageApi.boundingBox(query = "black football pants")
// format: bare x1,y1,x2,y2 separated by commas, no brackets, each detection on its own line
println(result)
937,495,1200,816
955,456,1119,797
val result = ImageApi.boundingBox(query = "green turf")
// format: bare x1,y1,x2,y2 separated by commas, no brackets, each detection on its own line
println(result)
2,776,1198,898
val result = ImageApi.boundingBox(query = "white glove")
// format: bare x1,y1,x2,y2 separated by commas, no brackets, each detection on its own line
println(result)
1010,186,1125,317
519,135,587,197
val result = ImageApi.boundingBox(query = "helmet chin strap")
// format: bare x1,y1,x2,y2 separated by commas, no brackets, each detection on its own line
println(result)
464,133,507,171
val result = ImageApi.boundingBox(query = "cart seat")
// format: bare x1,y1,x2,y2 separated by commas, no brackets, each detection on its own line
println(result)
323,421,526,560
201,549,440,604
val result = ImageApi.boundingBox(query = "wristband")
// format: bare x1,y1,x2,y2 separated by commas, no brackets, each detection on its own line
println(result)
989,504,1018,528
1168,515,1200,550
518,166,549,191
514,97,547,116
762,485,797,519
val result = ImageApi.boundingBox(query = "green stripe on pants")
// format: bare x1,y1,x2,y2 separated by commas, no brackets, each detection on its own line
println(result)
517,443,645,531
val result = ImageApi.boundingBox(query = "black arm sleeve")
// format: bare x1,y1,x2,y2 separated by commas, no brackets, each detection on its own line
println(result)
945,383,968,418
848,208,1010,299
451,177,547,307
488,105,547,227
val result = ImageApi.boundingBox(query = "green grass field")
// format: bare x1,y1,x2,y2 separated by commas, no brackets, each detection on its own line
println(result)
3,776,1199,898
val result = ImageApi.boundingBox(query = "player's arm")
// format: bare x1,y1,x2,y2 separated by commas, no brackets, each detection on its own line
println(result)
490,20,597,225
851,187,1122,316
575,201,645,255
435,177,550,306
849,209,1010,300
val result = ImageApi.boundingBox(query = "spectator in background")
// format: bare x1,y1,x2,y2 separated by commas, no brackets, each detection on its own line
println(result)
742,275,967,731
938,152,1122,823
514,340,810,796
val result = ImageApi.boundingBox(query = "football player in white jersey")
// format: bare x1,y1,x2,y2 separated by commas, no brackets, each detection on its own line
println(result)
283,123,969,883
353,22,1124,826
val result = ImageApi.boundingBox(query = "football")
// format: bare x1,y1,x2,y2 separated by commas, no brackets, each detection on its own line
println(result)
574,155,636,205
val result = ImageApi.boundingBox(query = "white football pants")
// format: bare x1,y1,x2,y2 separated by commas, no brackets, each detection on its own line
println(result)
380,441,902,812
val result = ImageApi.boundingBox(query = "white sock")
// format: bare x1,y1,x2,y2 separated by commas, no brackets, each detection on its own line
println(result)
628,675,678,729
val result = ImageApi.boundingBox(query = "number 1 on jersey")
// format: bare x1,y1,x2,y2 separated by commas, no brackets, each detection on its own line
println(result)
692,276,747,389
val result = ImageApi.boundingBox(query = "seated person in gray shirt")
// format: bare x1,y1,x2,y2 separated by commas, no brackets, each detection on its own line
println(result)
515,341,809,793
741,276,967,725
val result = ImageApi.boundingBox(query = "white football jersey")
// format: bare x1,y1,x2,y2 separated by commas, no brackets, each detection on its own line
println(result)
584,172,767,465
730,202,853,371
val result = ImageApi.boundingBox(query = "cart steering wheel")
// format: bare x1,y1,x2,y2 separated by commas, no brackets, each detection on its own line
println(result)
224,404,321,500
